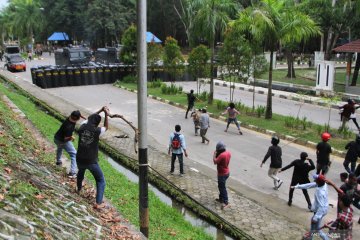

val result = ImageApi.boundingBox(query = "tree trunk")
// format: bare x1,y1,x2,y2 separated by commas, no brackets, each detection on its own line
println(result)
208,39,214,104
351,54,360,86
265,51,273,119
285,49,296,78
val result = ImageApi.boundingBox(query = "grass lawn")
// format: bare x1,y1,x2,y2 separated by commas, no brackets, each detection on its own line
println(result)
0,80,213,240
115,81,353,151
258,68,348,92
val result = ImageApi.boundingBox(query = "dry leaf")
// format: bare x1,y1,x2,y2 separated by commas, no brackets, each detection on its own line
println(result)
4,168,12,174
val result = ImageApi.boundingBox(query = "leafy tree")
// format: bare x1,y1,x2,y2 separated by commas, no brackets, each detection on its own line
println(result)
121,25,137,64
147,42,163,81
300,0,353,60
163,36,185,81
173,0,200,47
234,0,320,119
6,0,44,47
219,27,252,102
193,0,239,104
188,44,210,94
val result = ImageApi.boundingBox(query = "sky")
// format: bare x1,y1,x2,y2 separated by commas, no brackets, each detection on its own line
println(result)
0,0,8,10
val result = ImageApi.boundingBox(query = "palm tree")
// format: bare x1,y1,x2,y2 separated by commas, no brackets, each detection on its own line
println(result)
234,0,320,119
7,0,44,47
193,0,238,104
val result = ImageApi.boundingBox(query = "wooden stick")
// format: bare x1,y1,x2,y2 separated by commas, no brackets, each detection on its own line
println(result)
108,114,139,154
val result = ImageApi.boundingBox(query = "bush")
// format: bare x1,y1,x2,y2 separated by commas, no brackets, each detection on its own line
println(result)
215,100,227,110
160,83,182,95
198,91,209,102
255,105,266,118
122,75,137,83
148,79,164,88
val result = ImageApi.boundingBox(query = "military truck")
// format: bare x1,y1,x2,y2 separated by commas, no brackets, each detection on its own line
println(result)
94,46,122,65
54,46,91,66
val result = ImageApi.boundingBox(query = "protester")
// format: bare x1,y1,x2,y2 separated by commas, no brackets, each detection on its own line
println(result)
222,102,243,135
279,152,314,209
316,132,332,175
293,174,329,240
343,134,360,174
76,106,109,209
325,179,354,240
27,51,32,61
339,99,355,131
185,90,196,119
260,136,283,190
349,100,360,132
199,108,210,144
54,110,85,177
168,124,188,176
213,141,231,209
190,109,201,136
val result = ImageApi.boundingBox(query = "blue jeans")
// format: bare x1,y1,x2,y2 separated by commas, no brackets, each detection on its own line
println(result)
308,215,328,240
171,153,184,174
77,163,106,204
218,174,229,204
226,118,240,130
54,138,77,174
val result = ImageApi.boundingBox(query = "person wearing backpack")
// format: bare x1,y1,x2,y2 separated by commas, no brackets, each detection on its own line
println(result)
168,125,188,176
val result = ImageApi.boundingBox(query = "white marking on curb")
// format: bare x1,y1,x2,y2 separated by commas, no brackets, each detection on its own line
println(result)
190,167,199,173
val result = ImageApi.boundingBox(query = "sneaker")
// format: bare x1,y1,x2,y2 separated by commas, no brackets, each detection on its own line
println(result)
276,180,283,189
358,217,360,224
67,172,77,178
239,131,243,135
170,171,174,175
288,201,292,206
56,161,62,166
180,173,185,177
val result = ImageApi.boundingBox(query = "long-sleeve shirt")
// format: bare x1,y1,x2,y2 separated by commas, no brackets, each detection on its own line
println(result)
281,159,315,182
295,182,328,222
169,132,186,155
262,145,282,168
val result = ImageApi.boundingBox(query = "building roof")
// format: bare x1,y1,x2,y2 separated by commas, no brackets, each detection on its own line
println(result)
333,39,360,53
48,32,69,41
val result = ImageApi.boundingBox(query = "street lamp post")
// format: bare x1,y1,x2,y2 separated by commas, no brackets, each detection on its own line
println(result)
137,0,149,238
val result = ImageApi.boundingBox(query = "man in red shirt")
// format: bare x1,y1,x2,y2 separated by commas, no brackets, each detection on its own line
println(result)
213,141,231,209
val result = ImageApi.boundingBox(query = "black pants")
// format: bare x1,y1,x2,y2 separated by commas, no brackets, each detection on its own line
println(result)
343,159,357,173
289,179,311,206
185,103,194,118
316,162,329,175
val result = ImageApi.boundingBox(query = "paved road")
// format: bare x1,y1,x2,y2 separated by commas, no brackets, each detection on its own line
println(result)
2,53,359,236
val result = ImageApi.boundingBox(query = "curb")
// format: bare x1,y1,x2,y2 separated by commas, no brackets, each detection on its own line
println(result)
120,85,346,158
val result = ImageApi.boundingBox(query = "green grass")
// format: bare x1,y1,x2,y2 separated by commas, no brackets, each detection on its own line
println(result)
0,81,213,240
115,81,353,151
258,68,348,92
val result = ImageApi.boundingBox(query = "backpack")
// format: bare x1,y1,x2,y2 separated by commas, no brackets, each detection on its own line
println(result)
171,133,181,149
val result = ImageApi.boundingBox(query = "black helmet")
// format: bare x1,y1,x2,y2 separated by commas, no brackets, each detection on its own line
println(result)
271,136,280,145
356,134,360,143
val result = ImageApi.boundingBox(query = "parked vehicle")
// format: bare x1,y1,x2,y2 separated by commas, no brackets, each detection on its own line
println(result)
5,54,26,72
54,46,91,66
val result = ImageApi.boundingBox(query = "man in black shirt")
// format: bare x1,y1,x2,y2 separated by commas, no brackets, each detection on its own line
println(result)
316,132,332,175
279,152,315,209
54,110,85,177
343,134,360,174
261,136,283,190
185,89,196,119
76,106,109,209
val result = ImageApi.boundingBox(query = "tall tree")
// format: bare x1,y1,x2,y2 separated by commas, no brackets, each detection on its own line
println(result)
7,0,44,46
193,0,239,104
234,0,320,119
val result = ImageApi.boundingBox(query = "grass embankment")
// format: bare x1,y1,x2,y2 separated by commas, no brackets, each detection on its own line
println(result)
258,69,347,92
0,81,213,240
115,81,353,151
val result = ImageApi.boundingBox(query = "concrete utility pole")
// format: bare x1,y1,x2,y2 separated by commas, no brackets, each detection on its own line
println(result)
137,0,149,237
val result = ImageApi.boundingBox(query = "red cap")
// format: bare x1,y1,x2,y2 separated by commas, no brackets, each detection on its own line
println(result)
314,174,326,184
321,132,331,142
